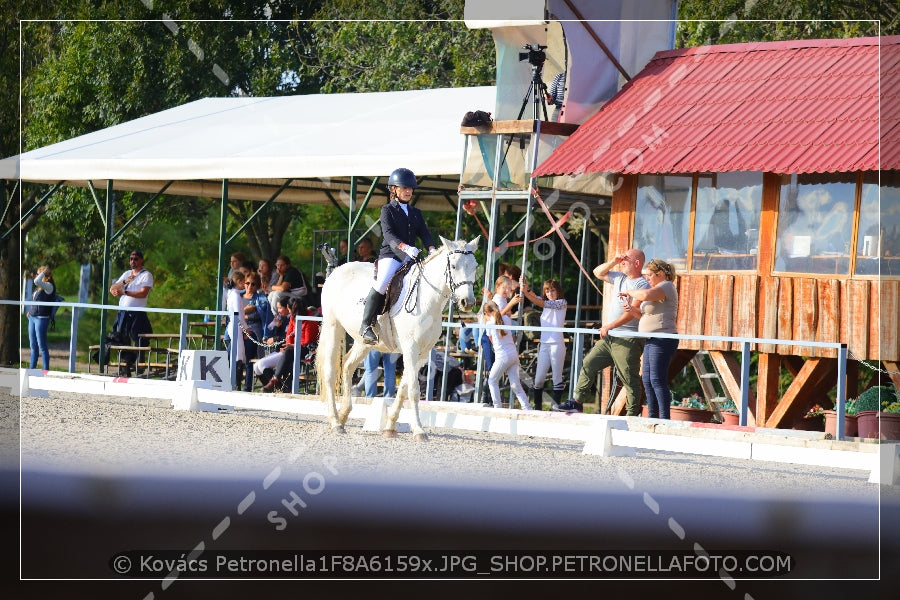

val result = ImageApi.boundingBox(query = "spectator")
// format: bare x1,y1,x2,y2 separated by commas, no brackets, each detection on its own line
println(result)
421,349,464,402
109,249,154,347
355,237,377,263
483,300,531,410
618,258,679,419
223,270,248,389
268,254,311,315
363,350,399,399
544,71,566,122
27,265,56,370
262,298,318,393
554,249,649,414
222,252,247,309
338,238,349,265
257,258,277,294
360,167,436,344
477,275,515,406
520,278,568,411
253,296,290,387
242,272,271,389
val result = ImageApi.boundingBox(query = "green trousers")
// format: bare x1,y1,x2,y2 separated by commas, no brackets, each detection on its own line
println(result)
573,335,645,416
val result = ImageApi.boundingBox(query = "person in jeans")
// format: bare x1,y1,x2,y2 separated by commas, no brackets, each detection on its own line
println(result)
554,249,649,415
27,265,56,370
618,258,679,419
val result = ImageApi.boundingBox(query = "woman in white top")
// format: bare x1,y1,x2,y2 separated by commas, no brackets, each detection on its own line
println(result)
618,258,679,419
520,278,567,410
224,270,248,388
483,299,531,410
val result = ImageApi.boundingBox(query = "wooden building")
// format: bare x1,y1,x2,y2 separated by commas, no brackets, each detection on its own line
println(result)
534,35,900,427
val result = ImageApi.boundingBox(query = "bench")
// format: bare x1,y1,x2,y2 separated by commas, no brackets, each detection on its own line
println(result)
89,344,177,378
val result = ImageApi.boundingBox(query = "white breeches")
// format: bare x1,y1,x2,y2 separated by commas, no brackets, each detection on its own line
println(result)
373,257,406,295
253,350,285,375
488,349,531,410
533,342,566,389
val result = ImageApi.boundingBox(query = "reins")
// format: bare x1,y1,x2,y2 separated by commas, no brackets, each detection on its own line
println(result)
402,247,475,314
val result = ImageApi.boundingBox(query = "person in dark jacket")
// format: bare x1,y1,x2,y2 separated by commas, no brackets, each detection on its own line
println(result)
359,167,436,344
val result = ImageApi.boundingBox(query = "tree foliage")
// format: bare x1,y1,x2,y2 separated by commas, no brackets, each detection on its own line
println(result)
676,0,896,47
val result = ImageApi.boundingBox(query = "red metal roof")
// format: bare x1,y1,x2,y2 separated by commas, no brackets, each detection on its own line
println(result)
535,36,899,176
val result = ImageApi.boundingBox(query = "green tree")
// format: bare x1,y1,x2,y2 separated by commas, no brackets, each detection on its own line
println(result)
676,0,895,47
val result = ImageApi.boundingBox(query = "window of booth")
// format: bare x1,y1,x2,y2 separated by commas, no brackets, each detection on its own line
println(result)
874,170,900,277
855,171,879,276
774,173,855,275
634,175,692,271
691,171,762,271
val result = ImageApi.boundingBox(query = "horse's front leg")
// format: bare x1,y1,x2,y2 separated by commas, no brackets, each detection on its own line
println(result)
406,375,428,442
338,343,368,427
382,374,405,438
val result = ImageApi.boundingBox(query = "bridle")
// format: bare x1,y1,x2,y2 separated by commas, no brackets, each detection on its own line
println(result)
403,247,476,313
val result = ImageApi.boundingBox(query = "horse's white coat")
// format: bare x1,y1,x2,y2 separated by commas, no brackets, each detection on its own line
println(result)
316,236,480,439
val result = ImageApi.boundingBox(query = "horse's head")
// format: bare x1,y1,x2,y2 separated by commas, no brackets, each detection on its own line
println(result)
439,235,480,312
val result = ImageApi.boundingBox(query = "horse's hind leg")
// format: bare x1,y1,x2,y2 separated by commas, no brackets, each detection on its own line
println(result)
317,319,344,432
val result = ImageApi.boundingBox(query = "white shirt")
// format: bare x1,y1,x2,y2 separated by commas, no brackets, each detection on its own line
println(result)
114,269,154,308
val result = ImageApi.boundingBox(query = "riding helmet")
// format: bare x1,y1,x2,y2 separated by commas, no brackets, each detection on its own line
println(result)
388,167,418,189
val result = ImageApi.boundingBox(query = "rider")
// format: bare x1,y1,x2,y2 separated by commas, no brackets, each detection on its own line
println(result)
360,167,436,345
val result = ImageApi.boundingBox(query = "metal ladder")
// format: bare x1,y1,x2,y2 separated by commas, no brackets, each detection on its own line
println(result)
690,350,730,416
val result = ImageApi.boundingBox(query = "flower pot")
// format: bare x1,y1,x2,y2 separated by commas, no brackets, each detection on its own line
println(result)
669,406,715,423
858,411,900,440
722,412,740,426
824,410,858,438
792,415,825,431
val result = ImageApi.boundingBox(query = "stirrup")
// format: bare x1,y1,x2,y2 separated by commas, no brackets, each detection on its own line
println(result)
361,325,378,345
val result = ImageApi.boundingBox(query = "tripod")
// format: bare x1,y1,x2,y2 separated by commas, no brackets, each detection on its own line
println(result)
517,63,549,122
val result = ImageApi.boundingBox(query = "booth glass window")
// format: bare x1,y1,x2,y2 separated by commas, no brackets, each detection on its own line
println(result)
877,170,900,277
634,175,691,271
774,173,855,274
691,172,762,271
855,172,879,276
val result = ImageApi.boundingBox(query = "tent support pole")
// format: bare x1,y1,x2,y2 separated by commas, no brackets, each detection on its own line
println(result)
214,179,229,350
87,181,106,229
111,181,174,243
348,177,380,234
98,180,114,371
225,179,294,246
323,190,348,223
1,181,62,242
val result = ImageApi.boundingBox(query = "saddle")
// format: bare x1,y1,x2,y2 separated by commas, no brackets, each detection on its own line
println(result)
382,260,417,315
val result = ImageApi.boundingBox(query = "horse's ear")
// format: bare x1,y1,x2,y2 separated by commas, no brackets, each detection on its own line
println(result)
467,236,481,249
439,235,453,250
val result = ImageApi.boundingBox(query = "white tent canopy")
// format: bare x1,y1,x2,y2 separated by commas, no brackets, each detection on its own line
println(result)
2,86,497,210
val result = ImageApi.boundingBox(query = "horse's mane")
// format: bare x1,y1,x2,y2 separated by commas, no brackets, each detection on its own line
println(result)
420,241,453,266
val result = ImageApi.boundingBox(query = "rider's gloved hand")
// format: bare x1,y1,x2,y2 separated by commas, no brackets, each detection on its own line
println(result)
401,244,420,259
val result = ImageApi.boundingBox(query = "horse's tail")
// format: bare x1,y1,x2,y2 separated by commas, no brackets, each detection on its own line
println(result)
315,310,345,400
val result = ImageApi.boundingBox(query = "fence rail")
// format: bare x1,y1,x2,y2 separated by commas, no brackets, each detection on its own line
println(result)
8,300,852,438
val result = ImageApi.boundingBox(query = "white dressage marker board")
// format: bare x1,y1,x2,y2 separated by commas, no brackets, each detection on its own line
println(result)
176,350,229,391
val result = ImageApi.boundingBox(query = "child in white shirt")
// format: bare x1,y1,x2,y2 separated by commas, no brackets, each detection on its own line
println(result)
483,299,531,410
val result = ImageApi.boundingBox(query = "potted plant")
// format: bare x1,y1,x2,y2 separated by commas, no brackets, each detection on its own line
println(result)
718,398,740,426
669,393,715,423
824,397,858,438
793,404,826,431
856,385,900,440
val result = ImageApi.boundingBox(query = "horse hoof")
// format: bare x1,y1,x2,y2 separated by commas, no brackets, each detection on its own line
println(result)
381,429,397,438
332,425,346,434
414,433,429,442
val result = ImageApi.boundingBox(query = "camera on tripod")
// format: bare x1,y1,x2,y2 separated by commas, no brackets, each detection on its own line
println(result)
519,43,547,67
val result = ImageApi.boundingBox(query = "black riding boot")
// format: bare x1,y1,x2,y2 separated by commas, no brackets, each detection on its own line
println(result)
532,387,544,411
551,388,564,409
360,288,386,345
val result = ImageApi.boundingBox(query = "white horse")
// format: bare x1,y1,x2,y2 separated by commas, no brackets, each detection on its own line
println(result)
316,236,480,441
